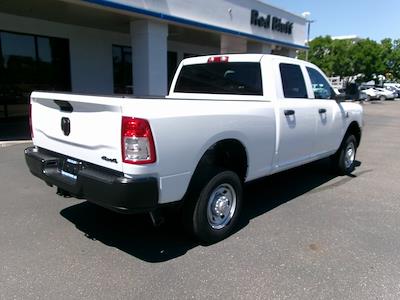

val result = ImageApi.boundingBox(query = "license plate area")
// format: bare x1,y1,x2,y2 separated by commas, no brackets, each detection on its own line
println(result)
60,158,82,180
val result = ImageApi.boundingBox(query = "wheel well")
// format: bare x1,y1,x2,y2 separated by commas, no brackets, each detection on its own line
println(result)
345,121,361,146
194,139,248,182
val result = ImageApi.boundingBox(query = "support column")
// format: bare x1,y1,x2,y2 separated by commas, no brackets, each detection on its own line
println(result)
130,20,168,96
220,35,247,54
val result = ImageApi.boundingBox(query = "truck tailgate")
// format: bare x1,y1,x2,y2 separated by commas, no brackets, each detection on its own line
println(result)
31,92,124,172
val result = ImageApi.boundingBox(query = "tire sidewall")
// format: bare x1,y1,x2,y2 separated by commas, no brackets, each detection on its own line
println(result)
338,135,357,175
192,170,243,244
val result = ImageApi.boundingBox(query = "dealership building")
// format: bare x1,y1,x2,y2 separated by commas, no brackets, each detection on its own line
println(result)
0,0,307,120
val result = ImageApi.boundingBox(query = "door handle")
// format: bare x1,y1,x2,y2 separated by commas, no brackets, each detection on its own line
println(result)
319,108,327,114
284,109,295,116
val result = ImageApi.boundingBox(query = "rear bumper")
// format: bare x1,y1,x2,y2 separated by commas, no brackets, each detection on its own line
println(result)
24,146,158,213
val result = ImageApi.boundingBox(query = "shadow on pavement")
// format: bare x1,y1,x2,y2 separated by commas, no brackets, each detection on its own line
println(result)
0,117,30,141
60,158,362,263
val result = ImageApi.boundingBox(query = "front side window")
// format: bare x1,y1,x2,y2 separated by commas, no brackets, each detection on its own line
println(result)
279,63,307,98
174,62,263,95
306,67,334,99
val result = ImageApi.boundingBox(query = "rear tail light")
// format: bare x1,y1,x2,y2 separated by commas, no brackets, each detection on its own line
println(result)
207,56,229,63
121,117,156,164
29,100,33,139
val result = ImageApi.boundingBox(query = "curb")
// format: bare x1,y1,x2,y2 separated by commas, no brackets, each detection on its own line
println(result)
0,140,32,148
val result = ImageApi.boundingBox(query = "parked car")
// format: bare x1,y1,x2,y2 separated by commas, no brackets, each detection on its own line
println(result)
360,87,378,101
384,85,400,98
374,87,396,100
357,91,368,101
360,87,395,101
384,83,400,90
25,54,363,243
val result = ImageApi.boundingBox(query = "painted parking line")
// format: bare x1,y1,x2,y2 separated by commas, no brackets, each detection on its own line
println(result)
0,140,32,148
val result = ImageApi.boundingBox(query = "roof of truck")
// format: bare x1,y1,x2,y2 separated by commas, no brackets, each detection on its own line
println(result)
181,53,303,65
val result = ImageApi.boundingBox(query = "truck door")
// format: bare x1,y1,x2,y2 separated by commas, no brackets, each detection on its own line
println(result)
305,67,345,155
275,63,317,168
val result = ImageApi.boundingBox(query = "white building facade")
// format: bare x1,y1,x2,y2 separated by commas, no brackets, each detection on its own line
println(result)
0,0,307,118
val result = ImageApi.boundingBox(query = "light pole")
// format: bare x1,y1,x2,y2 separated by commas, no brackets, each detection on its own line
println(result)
302,12,315,61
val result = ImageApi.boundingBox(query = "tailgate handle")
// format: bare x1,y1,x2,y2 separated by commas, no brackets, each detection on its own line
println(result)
54,100,73,112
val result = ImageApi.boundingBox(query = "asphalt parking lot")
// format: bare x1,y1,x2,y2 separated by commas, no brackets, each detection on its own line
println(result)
1,101,400,299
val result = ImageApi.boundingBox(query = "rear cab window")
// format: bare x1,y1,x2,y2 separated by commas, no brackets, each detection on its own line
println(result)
174,62,263,95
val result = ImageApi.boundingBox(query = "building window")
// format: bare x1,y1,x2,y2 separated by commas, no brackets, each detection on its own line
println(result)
167,51,177,89
0,31,71,118
112,45,132,94
184,53,197,59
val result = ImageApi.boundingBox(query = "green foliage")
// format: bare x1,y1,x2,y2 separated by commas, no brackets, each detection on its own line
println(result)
301,36,400,82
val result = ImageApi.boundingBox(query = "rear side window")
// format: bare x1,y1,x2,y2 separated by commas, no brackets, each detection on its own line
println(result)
306,67,334,99
279,63,307,98
174,62,263,95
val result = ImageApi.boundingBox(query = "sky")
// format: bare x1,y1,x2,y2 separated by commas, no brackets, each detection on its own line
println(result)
265,0,399,41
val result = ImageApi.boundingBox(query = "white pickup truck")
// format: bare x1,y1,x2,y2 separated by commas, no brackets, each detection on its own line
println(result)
25,54,363,243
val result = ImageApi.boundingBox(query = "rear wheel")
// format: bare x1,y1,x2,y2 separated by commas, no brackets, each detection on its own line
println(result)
331,134,357,175
183,169,243,244
379,95,386,101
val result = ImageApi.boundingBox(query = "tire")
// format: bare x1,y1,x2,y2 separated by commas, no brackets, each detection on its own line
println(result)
331,134,357,175
183,169,243,244
379,95,386,101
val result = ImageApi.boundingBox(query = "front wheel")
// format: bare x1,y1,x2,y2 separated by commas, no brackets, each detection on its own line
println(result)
379,95,386,101
183,169,243,244
331,134,357,175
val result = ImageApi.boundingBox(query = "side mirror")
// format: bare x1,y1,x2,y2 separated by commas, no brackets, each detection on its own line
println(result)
335,93,346,103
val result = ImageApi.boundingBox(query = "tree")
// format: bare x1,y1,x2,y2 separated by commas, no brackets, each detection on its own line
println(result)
351,39,384,82
300,36,400,82
386,39,400,81
380,38,393,77
299,36,334,76
330,39,354,78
